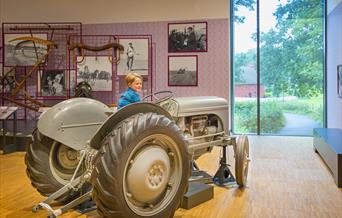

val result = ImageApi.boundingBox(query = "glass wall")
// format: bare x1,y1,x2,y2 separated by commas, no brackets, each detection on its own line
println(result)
231,0,257,134
231,0,325,135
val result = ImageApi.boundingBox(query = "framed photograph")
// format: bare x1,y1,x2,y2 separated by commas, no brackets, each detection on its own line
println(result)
168,22,207,53
117,38,149,76
0,63,2,88
76,56,112,92
38,69,67,97
1,66,16,93
338,65,342,98
168,55,198,86
4,33,48,66
68,70,76,97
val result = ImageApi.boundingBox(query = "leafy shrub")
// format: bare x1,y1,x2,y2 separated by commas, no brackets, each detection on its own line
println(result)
235,100,285,133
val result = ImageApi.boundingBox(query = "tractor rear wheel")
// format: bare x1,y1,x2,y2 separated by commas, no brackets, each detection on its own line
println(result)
91,112,189,218
25,129,87,203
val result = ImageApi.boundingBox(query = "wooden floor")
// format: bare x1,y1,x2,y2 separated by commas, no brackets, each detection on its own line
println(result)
1,136,341,218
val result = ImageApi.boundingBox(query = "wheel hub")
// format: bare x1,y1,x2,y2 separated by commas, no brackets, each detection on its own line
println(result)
148,164,165,187
126,146,171,203
57,145,79,170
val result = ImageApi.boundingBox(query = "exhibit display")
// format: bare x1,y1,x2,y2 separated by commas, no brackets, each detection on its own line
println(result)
25,93,249,217
0,20,251,218
1,0,342,217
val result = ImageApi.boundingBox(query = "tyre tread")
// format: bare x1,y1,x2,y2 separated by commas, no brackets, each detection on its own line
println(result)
91,112,188,218
25,129,85,203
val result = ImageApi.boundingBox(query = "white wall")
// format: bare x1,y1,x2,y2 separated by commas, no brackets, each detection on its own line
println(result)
327,0,342,128
328,0,342,14
0,0,228,24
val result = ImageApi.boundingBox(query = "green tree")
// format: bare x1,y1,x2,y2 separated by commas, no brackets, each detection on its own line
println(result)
260,0,324,97
233,0,256,23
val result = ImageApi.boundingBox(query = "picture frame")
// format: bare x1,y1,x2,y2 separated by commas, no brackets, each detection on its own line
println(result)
0,63,2,91
338,65,342,98
168,22,207,53
76,56,113,92
1,66,16,93
4,33,48,66
37,69,67,97
68,70,76,97
168,55,198,86
117,37,150,76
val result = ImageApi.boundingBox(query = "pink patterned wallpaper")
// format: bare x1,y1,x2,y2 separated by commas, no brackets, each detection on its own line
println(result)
0,19,230,119
83,18,230,100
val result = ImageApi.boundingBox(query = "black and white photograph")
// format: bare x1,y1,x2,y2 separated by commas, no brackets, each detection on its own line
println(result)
117,38,149,75
77,56,112,91
338,65,342,98
0,66,16,93
4,34,48,66
168,22,207,52
38,70,66,97
168,55,198,86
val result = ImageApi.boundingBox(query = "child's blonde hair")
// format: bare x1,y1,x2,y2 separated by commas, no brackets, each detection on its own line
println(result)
125,72,142,86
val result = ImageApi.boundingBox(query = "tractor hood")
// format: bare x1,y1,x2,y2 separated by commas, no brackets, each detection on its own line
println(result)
172,96,229,117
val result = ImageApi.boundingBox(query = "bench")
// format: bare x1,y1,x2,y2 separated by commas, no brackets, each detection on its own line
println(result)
313,128,342,187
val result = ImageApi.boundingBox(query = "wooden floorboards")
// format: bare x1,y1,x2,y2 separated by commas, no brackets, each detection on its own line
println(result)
0,136,341,218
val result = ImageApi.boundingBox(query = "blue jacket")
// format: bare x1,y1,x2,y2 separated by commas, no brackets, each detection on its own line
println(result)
117,88,141,109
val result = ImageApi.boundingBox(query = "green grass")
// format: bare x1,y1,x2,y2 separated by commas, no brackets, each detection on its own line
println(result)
233,95,324,133
279,95,323,125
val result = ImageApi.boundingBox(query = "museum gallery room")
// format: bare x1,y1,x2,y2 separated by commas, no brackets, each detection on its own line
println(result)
0,0,341,217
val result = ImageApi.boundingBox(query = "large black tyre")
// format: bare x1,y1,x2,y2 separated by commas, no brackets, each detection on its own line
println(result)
91,112,189,218
235,135,250,187
25,129,87,203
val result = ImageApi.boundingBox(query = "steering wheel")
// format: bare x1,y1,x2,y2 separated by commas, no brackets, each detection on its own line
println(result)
142,91,174,104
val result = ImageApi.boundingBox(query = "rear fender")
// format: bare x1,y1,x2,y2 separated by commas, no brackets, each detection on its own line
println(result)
90,102,172,149
37,98,112,151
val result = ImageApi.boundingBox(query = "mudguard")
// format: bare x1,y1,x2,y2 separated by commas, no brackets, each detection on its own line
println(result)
90,102,172,149
37,98,112,151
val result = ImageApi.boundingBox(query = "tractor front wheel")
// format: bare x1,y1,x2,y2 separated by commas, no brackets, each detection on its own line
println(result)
91,112,189,218
235,135,250,187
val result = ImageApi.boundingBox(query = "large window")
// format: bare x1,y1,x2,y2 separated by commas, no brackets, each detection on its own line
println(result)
231,0,325,135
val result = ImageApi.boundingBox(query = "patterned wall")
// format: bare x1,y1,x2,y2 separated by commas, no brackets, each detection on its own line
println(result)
0,18,230,120
83,18,230,100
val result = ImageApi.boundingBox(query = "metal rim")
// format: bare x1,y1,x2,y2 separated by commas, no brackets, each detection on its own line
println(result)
123,134,182,216
236,135,249,184
242,137,249,181
49,141,81,185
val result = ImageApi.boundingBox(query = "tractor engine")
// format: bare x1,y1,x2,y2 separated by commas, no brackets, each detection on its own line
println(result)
166,96,229,159
177,114,221,159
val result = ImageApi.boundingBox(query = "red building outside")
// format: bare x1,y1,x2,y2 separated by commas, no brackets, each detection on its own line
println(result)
234,64,265,98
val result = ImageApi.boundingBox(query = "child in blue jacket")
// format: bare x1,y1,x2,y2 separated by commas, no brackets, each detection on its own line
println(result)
117,72,142,109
